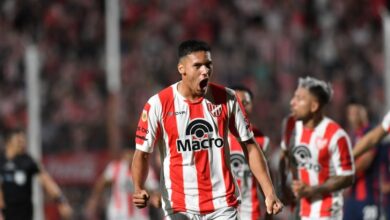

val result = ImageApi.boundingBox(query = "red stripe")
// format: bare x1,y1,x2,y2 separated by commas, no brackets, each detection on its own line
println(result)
228,134,241,151
136,103,151,145
356,173,367,200
188,102,214,214
113,161,122,209
319,123,338,216
337,137,353,171
300,170,311,216
251,179,260,220
284,116,296,147
211,84,238,207
159,87,185,212
320,195,332,217
300,128,312,216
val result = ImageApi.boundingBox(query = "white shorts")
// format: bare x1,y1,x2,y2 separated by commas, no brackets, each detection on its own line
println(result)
166,206,239,220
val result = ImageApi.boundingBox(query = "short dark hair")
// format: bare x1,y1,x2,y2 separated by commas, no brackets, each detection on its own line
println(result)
178,40,211,59
229,85,254,100
298,76,333,107
346,97,367,107
2,127,24,142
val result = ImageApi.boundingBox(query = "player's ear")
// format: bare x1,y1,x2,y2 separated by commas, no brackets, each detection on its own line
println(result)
178,62,185,75
311,100,319,113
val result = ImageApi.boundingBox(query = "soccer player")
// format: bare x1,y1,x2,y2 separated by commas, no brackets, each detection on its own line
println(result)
228,85,271,220
353,110,390,158
85,148,160,220
131,40,283,219
280,76,355,220
0,128,73,220
343,101,381,220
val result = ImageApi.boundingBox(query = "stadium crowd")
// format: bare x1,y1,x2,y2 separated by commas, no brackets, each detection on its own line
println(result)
0,0,388,219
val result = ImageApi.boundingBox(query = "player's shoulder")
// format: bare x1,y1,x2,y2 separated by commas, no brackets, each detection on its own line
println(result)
209,83,237,100
322,117,343,130
16,153,38,166
148,84,176,104
320,117,348,138
282,115,297,131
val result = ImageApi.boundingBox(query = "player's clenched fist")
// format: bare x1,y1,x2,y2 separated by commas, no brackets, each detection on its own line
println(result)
133,189,150,208
265,193,284,215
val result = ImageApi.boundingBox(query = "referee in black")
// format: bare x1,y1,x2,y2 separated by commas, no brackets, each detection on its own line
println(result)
0,128,72,220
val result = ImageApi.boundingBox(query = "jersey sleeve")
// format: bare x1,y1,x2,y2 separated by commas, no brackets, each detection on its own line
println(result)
135,95,162,153
228,92,253,142
330,130,355,176
381,111,390,133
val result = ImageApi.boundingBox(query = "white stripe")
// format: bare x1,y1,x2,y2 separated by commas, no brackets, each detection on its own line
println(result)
176,96,200,212
160,95,173,214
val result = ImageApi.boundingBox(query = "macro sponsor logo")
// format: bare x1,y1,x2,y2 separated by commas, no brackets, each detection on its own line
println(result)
176,119,224,152
291,145,321,172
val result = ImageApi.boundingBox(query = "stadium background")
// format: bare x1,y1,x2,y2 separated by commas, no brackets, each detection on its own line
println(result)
0,0,389,219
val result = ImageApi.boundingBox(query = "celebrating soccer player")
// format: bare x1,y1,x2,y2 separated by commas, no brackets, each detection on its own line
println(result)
131,40,283,219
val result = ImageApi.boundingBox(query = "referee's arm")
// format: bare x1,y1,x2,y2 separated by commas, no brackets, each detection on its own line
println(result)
38,166,73,219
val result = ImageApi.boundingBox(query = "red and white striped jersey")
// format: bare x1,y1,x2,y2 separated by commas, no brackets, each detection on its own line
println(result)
104,159,158,220
381,110,390,132
281,116,355,219
228,127,269,220
135,82,253,216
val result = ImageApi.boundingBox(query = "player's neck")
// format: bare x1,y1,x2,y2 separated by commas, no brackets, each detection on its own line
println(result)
177,81,203,102
303,113,323,129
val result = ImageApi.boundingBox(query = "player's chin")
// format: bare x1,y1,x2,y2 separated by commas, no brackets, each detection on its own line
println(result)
197,86,208,95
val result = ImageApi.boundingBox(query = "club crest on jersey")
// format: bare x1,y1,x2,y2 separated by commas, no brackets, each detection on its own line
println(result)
315,137,328,150
176,119,224,152
207,103,222,117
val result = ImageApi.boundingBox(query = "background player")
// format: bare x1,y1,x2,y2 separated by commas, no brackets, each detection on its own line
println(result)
85,148,160,220
228,85,271,220
343,101,381,220
280,76,355,220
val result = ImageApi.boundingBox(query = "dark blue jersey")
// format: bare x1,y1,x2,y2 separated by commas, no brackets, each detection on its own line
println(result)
344,125,381,220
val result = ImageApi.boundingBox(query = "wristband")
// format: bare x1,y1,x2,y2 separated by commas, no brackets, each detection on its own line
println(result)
54,194,67,204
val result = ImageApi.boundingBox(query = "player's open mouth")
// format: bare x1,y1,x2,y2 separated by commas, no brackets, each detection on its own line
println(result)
199,78,209,89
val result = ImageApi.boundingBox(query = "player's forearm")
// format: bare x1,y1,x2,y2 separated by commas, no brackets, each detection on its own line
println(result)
39,171,62,198
354,150,375,173
245,141,276,196
131,150,150,191
89,176,108,201
354,125,386,157
311,175,353,196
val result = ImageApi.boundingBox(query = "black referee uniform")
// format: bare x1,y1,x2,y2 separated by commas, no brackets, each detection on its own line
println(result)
0,153,40,220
